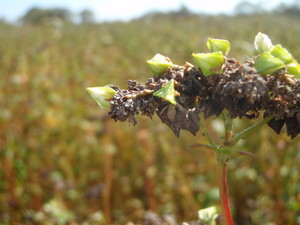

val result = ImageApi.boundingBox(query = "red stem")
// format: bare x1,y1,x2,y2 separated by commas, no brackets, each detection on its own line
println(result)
219,164,235,225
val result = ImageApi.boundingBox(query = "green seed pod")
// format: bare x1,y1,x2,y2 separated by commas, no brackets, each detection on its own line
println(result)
286,61,300,78
192,52,224,76
254,52,285,74
254,32,273,54
270,44,294,64
147,53,174,76
207,38,231,55
86,86,117,109
153,79,177,105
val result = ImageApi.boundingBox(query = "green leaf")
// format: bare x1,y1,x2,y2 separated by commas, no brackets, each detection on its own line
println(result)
207,38,231,55
192,52,225,76
153,79,177,105
147,53,174,76
286,61,300,78
254,32,273,54
254,52,285,74
270,44,294,64
86,86,117,109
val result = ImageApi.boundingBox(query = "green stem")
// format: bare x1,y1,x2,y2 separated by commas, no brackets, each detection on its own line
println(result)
222,111,233,146
189,143,217,150
200,112,271,225
199,112,235,224
200,113,217,147
217,111,235,225
231,115,273,146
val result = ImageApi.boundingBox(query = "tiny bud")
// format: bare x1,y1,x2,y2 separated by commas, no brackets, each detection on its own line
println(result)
286,61,300,78
153,79,177,105
198,206,218,224
192,52,225,76
254,32,273,54
270,44,294,64
86,86,117,109
147,53,174,76
207,38,231,55
254,52,285,74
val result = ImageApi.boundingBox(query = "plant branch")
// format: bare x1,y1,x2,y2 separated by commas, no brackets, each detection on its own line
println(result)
214,110,236,225
231,115,273,146
200,113,217,147
124,89,154,99
222,111,233,146
189,143,218,150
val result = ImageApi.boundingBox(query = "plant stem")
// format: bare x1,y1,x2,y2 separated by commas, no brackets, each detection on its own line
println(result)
199,112,270,224
222,111,233,145
219,110,235,225
231,115,273,146
218,164,235,225
200,113,217,147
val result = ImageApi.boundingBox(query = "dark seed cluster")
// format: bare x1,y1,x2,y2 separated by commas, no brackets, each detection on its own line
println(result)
109,81,158,126
108,58,300,138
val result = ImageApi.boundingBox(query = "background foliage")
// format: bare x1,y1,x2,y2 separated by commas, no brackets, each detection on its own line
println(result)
1,5,300,225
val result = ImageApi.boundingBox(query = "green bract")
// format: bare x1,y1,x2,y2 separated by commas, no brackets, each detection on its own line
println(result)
153,79,177,105
254,52,285,74
270,44,294,64
286,61,300,78
86,86,117,109
198,206,218,225
254,32,273,54
147,53,174,76
207,38,231,55
192,52,224,76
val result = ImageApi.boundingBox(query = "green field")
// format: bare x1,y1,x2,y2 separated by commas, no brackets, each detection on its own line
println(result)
0,12,300,224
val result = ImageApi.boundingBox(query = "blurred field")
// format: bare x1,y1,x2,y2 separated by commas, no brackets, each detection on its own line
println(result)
0,12,300,225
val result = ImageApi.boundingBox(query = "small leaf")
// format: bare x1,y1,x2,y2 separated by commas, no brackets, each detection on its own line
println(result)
254,32,273,54
207,38,231,55
270,44,294,64
86,86,117,109
192,52,224,76
153,79,177,105
147,53,174,76
254,52,285,74
286,61,300,78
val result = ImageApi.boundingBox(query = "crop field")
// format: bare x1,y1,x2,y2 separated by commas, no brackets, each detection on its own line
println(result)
0,12,300,224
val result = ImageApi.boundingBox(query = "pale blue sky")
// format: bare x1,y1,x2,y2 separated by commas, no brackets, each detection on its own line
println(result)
0,0,296,22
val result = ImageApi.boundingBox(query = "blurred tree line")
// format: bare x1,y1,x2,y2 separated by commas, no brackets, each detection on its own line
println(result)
234,0,300,16
20,7,95,25
12,0,300,26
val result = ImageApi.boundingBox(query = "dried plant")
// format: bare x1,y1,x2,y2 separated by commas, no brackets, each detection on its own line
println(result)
87,33,300,225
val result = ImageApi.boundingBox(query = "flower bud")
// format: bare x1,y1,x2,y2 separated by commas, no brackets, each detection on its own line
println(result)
198,206,218,224
192,52,224,76
207,38,231,55
270,44,294,64
147,53,174,76
86,86,117,109
254,32,273,54
286,61,300,77
153,79,176,105
254,52,284,74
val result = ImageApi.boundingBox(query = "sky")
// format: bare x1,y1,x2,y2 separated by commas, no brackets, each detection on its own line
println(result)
0,0,297,22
